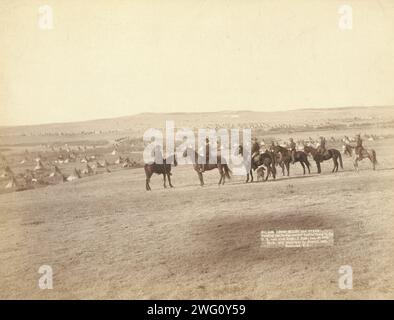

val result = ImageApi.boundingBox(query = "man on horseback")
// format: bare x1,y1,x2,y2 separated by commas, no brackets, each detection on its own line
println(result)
199,137,211,173
317,136,327,157
149,137,163,164
343,135,351,145
355,134,364,156
269,140,282,164
251,137,260,158
289,138,296,164
269,140,276,152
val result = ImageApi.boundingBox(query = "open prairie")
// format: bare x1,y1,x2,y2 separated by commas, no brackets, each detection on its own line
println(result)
0,109,394,299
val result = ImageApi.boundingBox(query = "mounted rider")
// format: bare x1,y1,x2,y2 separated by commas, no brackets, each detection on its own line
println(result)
355,134,364,156
149,137,163,164
317,136,327,156
269,140,276,152
251,137,260,158
269,140,282,164
289,138,296,164
199,137,211,173
343,135,351,145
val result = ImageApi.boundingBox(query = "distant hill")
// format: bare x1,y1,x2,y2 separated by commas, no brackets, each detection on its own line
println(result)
1,106,393,137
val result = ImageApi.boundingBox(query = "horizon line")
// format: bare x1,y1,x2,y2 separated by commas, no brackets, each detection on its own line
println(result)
1,105,393,129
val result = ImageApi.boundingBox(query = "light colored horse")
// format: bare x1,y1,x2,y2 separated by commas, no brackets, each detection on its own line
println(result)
343,144,377,171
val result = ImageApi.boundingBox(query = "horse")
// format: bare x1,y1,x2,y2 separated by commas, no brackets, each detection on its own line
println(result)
303,145,343,173
144,154,177,191
238,145,276,182
343,144,377,171
272,145,311,176
182,147,231,186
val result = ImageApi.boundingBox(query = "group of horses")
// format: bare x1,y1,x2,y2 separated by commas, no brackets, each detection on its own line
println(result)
144,141,378,190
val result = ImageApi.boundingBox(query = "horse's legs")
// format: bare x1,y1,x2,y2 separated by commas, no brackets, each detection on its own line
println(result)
300,162,305,175
163,173,167,188
370,157,375,170
218,166,224,185
332,158,338,173
145,172,152,191
270,163,276,180
265,166,270,181
250,169,254,182
366,154,375,171
167,173,174,188
353,157,359,172
372,150,377,170
280,162,285,176
316,161,321,174
272,163,276,179
198,171,204,186
286,162,290,176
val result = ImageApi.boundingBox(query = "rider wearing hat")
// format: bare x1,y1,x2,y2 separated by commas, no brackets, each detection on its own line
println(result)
317,136,326,156
289,138,296,164
355,134,363,156
251,137,260,158
200,137,210,172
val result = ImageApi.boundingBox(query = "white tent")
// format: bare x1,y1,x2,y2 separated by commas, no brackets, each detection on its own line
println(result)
5,176,18,189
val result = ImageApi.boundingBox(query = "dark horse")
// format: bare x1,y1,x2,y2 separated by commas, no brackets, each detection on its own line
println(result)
183,147,231,186
272,145,311,176
303,145,343,173
144,154,177,191
238,145,276,182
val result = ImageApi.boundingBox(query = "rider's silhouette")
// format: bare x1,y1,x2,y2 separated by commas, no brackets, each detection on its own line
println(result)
289,138,296,164
355,134,363,156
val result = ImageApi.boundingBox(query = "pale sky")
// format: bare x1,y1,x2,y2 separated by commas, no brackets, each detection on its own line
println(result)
0,0,393,126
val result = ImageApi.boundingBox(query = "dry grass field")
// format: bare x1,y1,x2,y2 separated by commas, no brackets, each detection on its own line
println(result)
2,0,394,301
0,123,393,299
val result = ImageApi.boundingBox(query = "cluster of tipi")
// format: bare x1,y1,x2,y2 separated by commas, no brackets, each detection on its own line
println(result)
0,143,139,191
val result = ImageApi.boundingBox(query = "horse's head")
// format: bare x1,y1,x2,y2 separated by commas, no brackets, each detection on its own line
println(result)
304,144,316,154
343,144,351,156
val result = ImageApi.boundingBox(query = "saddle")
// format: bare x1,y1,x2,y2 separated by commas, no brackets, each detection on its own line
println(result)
356,147,368,158
355,146,364,154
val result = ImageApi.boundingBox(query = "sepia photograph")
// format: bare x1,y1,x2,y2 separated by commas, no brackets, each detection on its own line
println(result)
0,0,393,308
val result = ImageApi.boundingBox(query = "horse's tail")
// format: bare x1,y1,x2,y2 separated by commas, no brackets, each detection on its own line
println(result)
338,151,343,169
224,165,232,179
372,149,378,165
